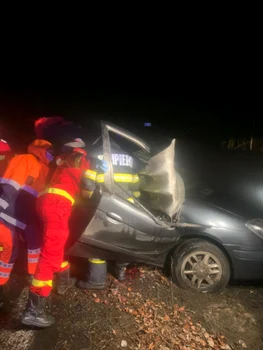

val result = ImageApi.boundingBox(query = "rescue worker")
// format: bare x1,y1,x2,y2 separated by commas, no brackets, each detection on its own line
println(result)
21,140,107,328
77,138,141,290
0,116,69,308
0,139,54,308
92,138,141,202
0,139,13,177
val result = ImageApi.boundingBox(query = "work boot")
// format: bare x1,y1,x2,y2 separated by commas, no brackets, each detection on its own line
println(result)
56,269,76,295
21,291,55,328
0,286,4,308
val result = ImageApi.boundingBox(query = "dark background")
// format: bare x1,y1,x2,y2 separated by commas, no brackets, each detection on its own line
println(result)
0,87,259,152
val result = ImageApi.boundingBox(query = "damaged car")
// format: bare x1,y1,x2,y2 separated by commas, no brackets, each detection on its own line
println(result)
67,122,263,293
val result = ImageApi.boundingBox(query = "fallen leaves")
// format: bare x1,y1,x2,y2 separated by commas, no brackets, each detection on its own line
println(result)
162,315,170,322
84,267,232,350
126,266,141,279
114,286,231,349
148,342,154,349
178,306,185,312
204,332,210,339
207,337,215,348
91,293,101,303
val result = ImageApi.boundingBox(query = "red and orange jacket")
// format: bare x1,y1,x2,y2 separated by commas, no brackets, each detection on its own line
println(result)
0,139,53,230
40,149,94,206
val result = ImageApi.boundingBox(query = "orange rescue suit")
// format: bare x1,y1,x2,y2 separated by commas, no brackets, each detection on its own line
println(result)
31,149,92,297
0,140,53,284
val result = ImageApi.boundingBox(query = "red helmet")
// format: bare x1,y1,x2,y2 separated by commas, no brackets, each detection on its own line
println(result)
0,139,11,153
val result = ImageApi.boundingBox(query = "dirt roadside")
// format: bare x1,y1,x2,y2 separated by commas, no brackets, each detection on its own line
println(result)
0,266,263,350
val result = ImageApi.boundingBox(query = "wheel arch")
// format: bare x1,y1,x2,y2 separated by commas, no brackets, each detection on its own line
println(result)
166,233,235,279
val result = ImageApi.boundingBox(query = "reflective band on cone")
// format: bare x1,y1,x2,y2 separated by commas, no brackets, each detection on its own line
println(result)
89,259,106,264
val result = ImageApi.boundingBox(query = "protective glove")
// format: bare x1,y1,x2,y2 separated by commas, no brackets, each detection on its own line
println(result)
96,159,108,173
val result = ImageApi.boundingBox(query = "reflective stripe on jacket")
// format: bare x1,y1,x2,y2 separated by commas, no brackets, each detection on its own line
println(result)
39,188,75,205
83,165,141,202
41,151,92,204
0,140,52,229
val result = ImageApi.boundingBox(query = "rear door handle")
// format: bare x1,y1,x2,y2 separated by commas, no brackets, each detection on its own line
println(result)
106,212,123,223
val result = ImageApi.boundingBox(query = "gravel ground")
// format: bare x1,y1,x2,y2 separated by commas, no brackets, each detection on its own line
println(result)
0,265,263,350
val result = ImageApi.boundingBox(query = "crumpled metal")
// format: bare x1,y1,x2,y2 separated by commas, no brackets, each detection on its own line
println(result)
139,139,184,217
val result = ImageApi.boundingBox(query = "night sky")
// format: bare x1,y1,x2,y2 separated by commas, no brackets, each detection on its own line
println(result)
0,87,260,152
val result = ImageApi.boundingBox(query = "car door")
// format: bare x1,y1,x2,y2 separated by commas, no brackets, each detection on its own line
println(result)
80,121,166,253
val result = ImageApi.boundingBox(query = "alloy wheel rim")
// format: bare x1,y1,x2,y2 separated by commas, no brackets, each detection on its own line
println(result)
181,250,222,290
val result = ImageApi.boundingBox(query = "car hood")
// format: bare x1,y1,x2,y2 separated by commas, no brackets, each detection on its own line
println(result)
139,139,184,217
180,197,246,231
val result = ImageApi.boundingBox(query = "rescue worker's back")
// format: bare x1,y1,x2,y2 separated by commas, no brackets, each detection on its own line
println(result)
90,140,141,202
0,139,53,286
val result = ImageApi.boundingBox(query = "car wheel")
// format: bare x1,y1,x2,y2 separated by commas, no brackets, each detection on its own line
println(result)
171,239,230,293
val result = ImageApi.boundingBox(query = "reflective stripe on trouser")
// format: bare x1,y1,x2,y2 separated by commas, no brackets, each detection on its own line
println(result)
0,220,42,282
31,261,69,296
0,222,16,285
31,194,72,297
86,259,107,286
20,222,42,276
27,248,41,275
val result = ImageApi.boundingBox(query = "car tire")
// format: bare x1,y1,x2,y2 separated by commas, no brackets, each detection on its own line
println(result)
171,239,230,293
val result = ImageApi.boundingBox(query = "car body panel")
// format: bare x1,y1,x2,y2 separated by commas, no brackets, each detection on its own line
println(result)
67,191,178,265
177,197,263,280
66,122,263,283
